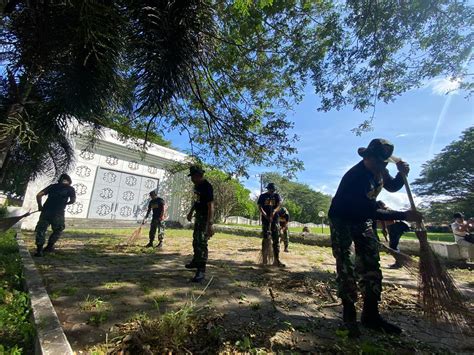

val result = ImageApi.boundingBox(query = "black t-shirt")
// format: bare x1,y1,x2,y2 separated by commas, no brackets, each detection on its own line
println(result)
42,183,76,214
147,197,165,219
257,192,282,216
193,180,214,216
328,161,406,223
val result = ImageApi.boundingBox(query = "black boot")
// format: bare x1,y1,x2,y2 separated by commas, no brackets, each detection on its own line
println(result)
191,268,205,283
34,245,44,257
342,301,361,338
145,241,153,248
44,243,55,253
185,261,198,269
361,299,402,335
284,245,289,253
157,241,163,248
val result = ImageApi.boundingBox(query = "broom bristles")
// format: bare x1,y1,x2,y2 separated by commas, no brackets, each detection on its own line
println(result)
0,212,32,232
257,233,274,265
416,230,471,328
126,226,142,246
380,243,418,272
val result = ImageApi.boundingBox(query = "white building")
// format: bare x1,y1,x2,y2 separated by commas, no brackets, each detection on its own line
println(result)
21,125,188,230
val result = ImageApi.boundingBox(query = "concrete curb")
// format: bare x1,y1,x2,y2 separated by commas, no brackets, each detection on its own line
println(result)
15,232,73,355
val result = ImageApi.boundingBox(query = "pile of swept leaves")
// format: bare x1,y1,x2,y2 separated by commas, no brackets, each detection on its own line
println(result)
105,305,224,354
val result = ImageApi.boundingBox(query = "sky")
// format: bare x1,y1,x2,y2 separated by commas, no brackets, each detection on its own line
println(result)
166,77,473,210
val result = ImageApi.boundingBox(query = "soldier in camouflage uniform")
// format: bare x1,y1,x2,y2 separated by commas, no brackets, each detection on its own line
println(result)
328,139,422,337
277,207,290,252
144,191,166,248
258,183,285,267
185,166,214,282
34,174,76,257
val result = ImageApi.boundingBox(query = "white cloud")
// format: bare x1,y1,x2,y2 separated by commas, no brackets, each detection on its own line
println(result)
311,184,337,195
395,133,408,138
377,191,424,211
425,77,461,96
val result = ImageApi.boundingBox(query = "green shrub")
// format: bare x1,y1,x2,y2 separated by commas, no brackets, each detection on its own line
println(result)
0,230,35,353
0,203,7,218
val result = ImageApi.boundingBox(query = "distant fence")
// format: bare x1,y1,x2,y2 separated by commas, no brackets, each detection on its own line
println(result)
225,216,328,230
225,216,260,225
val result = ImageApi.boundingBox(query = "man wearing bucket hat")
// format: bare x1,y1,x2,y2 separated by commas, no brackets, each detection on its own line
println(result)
257,182,285,267
34,173,76,257
328,139,422,337
185,165,214,282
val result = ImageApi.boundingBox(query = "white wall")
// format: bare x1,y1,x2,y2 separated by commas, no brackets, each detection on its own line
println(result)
21,129,188,230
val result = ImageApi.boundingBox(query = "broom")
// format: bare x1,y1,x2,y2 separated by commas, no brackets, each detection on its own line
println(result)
0,210,39,232
391,157,471,326
258,210,274,265
379,243,418,271
376,220,418,271
126,223,143,246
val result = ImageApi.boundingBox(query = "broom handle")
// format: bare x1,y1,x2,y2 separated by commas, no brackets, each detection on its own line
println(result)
400,173,426,230
401,174,417,211
389,156,424,230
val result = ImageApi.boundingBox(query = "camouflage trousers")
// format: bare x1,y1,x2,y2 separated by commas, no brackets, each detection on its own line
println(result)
329,217,382,304
35,212,65,247
279,222,289,248
192,214,208,270
149,219,165,242
262,219,280,255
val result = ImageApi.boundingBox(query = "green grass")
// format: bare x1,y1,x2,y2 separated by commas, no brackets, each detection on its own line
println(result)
221,224,454,242
0,230,35,354
81,295,107,312
402,232,454,243
220,223,331,234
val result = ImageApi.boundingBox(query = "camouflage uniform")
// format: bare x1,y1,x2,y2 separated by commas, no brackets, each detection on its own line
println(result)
330,217,382,303
280,225,289,249
192,213,209,268
35,212,65,247
149,219,165,243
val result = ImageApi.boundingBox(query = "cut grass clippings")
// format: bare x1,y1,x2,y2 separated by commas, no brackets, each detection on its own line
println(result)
0,230,35,354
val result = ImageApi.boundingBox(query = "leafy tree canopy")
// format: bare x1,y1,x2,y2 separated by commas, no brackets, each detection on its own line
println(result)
414,127,474,221
0,0,472,187
205,170,256,222
262,172,331,223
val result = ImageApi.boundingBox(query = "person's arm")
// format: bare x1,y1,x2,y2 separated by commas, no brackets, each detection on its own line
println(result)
66,188,76,205
36,185,51,211
257,195,268,220
187,205,195,222
272,204,281,221
383,161,410,192
206,201,215,238
344,175,420,222
270,195,282,221
144,202,152,222
160,202,166,221
36,191,46,211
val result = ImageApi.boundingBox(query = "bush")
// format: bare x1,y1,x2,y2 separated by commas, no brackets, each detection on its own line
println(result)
0,230,35,354
0,204,7,218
